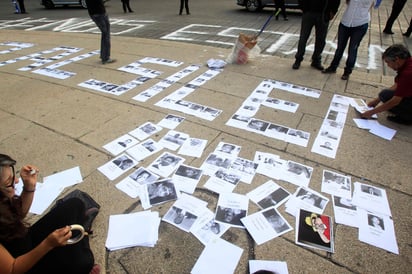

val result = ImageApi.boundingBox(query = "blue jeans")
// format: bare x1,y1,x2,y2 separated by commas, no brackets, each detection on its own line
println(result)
295,12,329,64
328,23,368,74
91,13,111,62
379,89,412,120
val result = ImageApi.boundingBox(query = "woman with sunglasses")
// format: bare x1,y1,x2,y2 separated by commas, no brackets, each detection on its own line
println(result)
0,154,100,274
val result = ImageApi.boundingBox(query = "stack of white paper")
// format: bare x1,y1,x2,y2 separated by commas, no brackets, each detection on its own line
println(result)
105,211,161,251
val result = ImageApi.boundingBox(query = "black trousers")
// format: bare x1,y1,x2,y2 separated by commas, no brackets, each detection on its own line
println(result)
180,0,189,14
17,0,26,13
28,198,94,274
383,0,407,32
295,11,329,64
121,0,133,12
379,89,412,120
274,0,287,19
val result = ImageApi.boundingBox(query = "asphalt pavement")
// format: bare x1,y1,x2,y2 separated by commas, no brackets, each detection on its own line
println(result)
0,1,411,273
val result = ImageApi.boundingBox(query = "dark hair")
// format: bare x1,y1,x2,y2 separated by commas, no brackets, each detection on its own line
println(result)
382,44,411,61
0,154,28,242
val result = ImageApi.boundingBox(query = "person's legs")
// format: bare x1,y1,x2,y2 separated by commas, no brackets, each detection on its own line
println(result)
378,89,412,122
324,23,351,72
121,0,126,12
383,0,407,34
179,0,184,15
17,0,26,13
343,23,368,76
29,198,95,274
185,0,190,14
311,17,329,67
294,12,315,68
126,0,133,12
91,14,111,62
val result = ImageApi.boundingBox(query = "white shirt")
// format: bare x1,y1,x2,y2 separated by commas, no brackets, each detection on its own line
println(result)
341,0,375,27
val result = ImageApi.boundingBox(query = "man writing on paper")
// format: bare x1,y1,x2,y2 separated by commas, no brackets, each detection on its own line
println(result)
361,44,412,125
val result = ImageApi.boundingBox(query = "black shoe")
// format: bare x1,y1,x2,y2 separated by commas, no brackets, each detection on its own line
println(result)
403,32,411,37
284,17,288,21
341,73,350,80
292,60,301,70
311,62,324,71
387,115,412,125
322,67,336,74
383,29,394,35
275,15,279,20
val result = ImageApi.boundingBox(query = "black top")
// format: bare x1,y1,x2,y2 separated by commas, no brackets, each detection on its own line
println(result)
299,0,341,20
85,0,106,16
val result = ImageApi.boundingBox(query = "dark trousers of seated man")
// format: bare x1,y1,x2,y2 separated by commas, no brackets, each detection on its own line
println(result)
380,89,412,121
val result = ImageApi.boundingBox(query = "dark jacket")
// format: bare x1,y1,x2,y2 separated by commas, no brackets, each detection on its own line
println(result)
85,0,106,16
298,0,341,21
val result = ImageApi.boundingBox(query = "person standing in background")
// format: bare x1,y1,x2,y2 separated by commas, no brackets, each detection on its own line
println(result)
121,0,133,13
179,0,190,15
12,0,20,14
17,0,26,14
292,0,341,70
274,0,288,21
85,0,115,64
322,0,375,80
383,0,407,35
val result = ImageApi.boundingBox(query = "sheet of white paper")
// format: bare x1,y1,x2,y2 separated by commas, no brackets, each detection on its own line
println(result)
203,169,240,194
172,165,203,194
369,124,396,140
178,137,208,158
128,122,163,141
215,193,249,228
190,209,230,246
332,196,358,228
285,187,329,217
228,157,258,184
241,207,292,245
42,166,83,189
191,238,243,274
97,154,139,181
353,118,380,129
162,194,209,233
358,209,399,254
159,130,190,151
249,260,289,274
29,182,64,215
351,182,392,216
147,152,185,177
247,180,290,209
126,138,163,161
102,134,139,156
321,170,352,199
157,114,185,129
